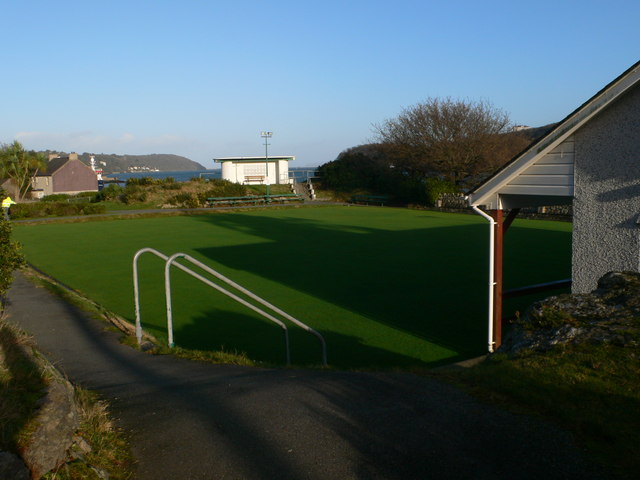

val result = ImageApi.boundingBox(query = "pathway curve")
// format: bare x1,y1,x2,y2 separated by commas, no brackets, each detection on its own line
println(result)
5,273,606,480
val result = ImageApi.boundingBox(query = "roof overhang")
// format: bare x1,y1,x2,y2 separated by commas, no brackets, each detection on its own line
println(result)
214,156,295,163
468,60,640,209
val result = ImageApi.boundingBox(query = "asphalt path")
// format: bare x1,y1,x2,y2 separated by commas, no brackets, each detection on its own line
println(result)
5,272,608,480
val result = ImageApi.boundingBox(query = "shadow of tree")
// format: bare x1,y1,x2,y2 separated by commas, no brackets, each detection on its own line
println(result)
0,322,46,453
186,212,487,364
167,211,572,366
174,307,453,368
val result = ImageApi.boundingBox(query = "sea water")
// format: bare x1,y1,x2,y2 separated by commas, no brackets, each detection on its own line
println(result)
111,167,319,183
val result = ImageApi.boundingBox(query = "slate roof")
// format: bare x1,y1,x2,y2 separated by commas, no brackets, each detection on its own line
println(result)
36,157,71,176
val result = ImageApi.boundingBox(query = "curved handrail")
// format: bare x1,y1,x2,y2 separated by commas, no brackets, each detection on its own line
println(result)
165,253,327,366
164,252,291,364
133,248,328,365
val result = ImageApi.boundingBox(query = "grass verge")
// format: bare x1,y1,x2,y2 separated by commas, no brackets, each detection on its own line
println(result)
0,316,134,479
43,387,134,480
437,343,639,479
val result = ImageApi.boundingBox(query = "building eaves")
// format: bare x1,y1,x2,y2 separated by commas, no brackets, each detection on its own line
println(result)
467,59,640,207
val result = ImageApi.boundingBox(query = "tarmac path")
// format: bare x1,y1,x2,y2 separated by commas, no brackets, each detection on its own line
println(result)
5,272,607,480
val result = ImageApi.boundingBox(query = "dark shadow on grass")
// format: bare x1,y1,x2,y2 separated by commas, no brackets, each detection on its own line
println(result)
188,212,571,364
174,307,446,368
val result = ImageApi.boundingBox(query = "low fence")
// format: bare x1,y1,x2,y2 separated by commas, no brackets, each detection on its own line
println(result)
434,193,573,219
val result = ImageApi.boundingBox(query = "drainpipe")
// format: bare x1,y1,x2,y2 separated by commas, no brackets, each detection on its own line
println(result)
471,204,496,353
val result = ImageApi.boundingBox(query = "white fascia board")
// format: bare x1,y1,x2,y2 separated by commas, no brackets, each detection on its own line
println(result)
215,156,295,162
468,64,640,208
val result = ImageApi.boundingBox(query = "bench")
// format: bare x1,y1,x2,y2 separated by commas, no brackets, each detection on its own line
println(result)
350,194,391,206
207,194,304,207
243,175,265,184
207,196,265,207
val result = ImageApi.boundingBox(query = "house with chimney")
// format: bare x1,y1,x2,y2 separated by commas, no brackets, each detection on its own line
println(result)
31,153,98,198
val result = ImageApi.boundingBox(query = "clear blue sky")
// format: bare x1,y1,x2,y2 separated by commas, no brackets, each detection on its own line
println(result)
1,0,638,168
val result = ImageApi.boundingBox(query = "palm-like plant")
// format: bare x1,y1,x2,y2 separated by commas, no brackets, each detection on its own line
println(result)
0,141,46,200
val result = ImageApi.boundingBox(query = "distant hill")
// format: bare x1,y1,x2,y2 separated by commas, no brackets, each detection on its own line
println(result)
41,151,206,174
80,153,206,173
517,123,559,142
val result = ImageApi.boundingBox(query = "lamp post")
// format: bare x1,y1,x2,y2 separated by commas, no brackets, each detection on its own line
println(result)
260,131,272,196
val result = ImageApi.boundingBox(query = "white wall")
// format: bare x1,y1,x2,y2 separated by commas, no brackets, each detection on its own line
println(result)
220,160,289,184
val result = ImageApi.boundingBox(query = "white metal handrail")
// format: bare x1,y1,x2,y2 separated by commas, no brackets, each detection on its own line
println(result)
133,248,328,365
133,247,170,343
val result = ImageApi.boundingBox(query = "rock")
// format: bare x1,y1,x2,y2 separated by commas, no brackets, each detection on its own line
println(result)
0,451,30,480
68,434,92,461
501,271,640,355
20,376,80,479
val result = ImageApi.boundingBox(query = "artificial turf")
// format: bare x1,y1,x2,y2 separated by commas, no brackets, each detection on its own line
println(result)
12,206,571,368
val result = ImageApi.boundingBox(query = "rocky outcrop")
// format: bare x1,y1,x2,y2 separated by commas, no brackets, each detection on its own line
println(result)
500,271,640,354
20,374,80,479
0,321,82,479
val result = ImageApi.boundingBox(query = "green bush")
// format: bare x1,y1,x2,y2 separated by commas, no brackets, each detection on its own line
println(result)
75,191,98,198
169,193,200,208
41,193,71,202
0,219,25,302
161,182,182,191
92,184,124,202
200,179,246,198
126,177,155,186
424,177,459,206
10,202,106,219
119,185,149,204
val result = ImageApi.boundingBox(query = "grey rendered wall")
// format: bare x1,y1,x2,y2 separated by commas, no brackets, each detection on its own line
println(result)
572,84,640,293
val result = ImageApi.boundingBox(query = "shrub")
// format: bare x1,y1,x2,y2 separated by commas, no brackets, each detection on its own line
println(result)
161,182,182,191
126,177,155,186
41,193,71,202
92,184,124,202
169,193,200,208
201,179,246,198
0,219,24,304
10,202,106,219
119,185,149,204
75,191,98,198
424,177,459,206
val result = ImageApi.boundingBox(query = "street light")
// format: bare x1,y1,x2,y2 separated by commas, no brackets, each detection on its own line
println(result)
260,131,273,196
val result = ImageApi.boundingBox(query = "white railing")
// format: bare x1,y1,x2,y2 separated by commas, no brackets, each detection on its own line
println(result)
132,248,328,365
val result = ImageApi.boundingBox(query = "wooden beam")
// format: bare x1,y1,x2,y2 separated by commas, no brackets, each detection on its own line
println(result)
503,208,520,234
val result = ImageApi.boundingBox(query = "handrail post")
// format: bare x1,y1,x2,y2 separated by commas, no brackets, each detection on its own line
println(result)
133,247,170,345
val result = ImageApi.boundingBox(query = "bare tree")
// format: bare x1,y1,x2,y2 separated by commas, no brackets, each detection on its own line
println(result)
372,97,513,183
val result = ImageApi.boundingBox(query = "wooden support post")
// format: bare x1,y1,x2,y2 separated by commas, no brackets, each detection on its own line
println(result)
491,209,504,349
503,208,521,234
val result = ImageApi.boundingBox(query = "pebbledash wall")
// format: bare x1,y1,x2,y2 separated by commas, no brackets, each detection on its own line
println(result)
572,83,640,292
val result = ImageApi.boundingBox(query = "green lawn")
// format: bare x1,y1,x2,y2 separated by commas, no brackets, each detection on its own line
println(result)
12,206,572,368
